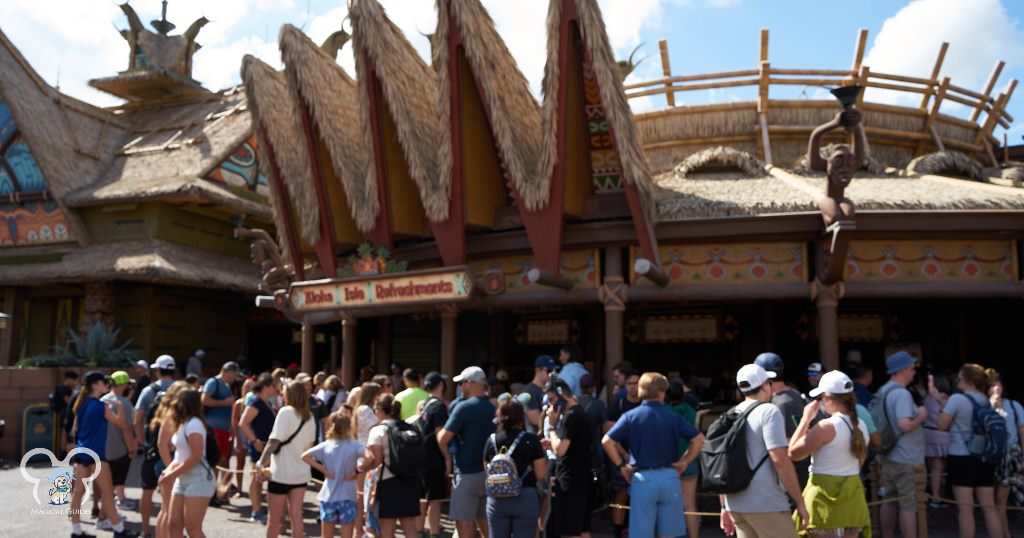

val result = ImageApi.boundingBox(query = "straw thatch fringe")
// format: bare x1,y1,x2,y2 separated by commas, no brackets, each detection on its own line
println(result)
646,141,760,175
537,0,654,216
794,143,887,176
908,150,985,180
435,0,540,210
279,24,379,233
674,146,764,178
997,165,1024,185
0,239,259,292
349,0,447,221
241,55,320,248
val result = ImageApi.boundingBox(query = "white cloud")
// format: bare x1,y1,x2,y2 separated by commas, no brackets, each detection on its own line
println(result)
863,0,1024,114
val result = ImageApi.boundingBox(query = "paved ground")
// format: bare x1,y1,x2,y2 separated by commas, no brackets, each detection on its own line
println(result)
1,457,1015,537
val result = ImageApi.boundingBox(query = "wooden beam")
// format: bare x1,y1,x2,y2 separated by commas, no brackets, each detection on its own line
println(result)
526,268,573,290
975,80,1016,147
759,112,773,164
633,257,668,287
919,42,948,109
603,247,625,404
856,66,869,108
851,29,868,72
658,39,675,107
759,28,769,63
970,60,1005,122
916,76,949,155
301,321,315,374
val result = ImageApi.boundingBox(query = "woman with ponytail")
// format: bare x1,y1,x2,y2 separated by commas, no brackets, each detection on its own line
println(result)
936,363,1004,538
789,370,870,537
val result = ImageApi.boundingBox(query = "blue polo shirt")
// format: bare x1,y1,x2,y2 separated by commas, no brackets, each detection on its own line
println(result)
443,396,496,474
606,400,701,468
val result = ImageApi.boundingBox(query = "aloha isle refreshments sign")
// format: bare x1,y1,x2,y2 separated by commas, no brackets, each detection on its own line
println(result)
290,267,474,312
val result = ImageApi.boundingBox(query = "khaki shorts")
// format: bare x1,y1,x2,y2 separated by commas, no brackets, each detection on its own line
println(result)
731,511,799,538
879,459,918,512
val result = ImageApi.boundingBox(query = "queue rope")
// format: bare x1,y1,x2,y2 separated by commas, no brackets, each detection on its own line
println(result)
215,467,1024,512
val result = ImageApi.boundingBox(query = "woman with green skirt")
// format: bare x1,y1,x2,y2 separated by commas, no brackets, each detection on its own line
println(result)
789,371,871,538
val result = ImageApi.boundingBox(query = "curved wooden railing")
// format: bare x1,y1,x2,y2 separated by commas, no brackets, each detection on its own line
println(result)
625,30,1016,166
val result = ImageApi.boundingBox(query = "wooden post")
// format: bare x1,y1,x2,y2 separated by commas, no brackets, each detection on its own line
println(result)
759,28,769,64
970,60,1005,122
916,76,949,155
869,460,881,536
440,306,458,400
914,463,928,538
856,66,870,108
376,317,392,373
341,316,357,390
975,79,1016,148
329,334,339,377
851,29,868,73
658,39,675,107
812,280,842,371
919,42,948,109
301,321,315,374
758,60,772,163
600,247,627,404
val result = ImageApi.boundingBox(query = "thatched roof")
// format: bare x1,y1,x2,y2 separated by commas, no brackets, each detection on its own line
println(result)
656,164,1024,221
62,87,272,220
908,150,985,180
537,0,655,213
279,24,378,233
0,28,131,245
349,0,446,221
0,239,259,292
241,56,319,248
675,146,765,178
435,0,540,211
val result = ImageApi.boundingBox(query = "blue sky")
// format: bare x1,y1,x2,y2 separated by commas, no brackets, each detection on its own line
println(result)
2,0,1022,142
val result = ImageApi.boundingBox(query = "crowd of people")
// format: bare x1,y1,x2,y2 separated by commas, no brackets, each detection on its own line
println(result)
49,344,1023,538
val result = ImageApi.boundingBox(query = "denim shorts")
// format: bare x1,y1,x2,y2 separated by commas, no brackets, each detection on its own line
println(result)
172,462,215,498
320,500,357,524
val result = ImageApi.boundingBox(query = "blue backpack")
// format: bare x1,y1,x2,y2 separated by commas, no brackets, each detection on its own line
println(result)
967,396,1008,464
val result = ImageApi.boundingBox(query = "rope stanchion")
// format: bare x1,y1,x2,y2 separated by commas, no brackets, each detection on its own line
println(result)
607,503,720,517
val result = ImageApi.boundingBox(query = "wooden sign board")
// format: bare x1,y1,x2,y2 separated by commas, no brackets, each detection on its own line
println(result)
290,267,474,312
525,320,570,345
644,315,718,343
837,315,884,341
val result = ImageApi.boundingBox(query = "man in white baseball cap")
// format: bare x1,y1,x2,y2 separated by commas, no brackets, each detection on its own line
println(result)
437,366,495,538
720,363,808,538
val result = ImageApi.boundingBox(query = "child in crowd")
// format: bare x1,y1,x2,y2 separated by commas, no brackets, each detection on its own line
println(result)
302,407,367,538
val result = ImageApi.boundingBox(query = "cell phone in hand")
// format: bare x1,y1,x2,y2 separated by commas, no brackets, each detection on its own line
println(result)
696,401,714,411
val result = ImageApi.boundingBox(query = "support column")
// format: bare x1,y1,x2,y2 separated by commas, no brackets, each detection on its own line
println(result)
301,322,315,374
812,279,843,371
329,334,339,377
599,247,628,404
0,288,18,365
342,316,357,390
376,317,392,374
440,305,458,400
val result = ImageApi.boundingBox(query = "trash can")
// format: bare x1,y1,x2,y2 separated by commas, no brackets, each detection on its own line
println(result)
22,403,53,463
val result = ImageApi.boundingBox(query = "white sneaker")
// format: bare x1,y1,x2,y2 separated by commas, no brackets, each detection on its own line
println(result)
117,498,138,511
96,519,114,531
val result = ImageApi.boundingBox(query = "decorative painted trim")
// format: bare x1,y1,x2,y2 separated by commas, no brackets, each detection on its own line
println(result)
632,243,807,286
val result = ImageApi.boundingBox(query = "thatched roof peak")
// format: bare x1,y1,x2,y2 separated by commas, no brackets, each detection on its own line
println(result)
435,0,542,210
349,0,447,222
240,55,319,249
279,24,378,233
538,0,655,216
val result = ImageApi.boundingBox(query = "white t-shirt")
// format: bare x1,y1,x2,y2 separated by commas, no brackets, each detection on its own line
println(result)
172,417,206,465
367,423,393,480
723,400,791,513
268,406,316,485
357,405,379,445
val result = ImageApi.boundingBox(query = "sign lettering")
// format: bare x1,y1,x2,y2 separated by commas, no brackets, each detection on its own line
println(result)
290,268,474,312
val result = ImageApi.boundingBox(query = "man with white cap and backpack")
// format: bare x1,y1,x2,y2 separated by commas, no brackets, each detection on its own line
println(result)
703,363,808,538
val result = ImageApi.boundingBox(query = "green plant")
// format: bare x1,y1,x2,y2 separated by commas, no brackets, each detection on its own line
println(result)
16,324,138,368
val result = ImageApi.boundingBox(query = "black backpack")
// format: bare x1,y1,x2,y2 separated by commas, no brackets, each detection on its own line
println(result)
700,402,769,494
142,385,167,461
383,419,428,478
203,422,221,466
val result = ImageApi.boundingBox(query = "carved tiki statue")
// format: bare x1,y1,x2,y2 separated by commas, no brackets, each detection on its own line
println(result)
807,88,868,227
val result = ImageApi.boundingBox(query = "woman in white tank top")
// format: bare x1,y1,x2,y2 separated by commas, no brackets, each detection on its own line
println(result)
788,371,871,538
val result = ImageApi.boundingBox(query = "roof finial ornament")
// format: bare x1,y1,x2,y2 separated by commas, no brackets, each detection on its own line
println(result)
151,0,176,35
